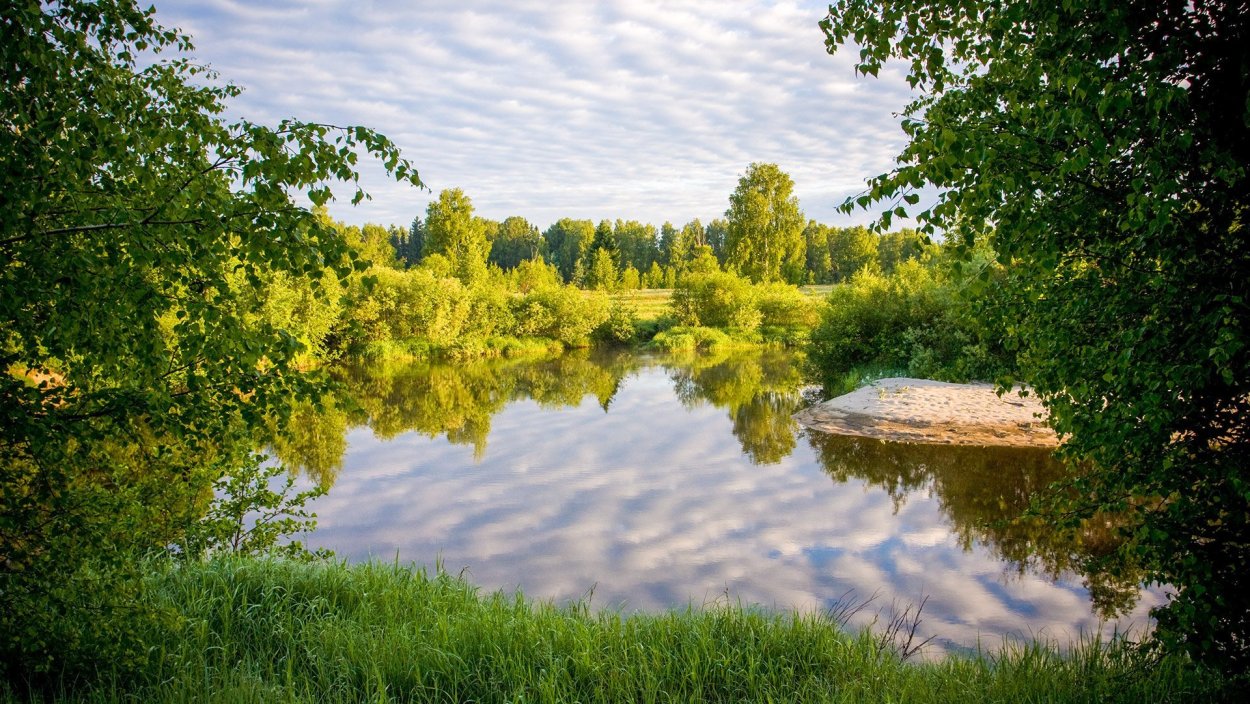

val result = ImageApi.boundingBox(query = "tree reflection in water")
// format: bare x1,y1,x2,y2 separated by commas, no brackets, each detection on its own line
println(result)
805,433,1144,618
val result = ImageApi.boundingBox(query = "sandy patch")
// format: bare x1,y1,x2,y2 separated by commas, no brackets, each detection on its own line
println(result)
795,377,1058,448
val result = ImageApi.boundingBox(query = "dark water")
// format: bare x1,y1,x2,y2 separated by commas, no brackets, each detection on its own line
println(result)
275,349,1159,656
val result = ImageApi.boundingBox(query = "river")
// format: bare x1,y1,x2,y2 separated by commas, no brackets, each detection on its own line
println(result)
273,348,1160,656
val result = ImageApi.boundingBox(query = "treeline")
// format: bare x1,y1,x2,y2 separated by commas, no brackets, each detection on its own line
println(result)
388,164,928,290
273,168,935,362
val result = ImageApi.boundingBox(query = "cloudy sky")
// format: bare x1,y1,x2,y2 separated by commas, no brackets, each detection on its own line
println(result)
159,0,920,230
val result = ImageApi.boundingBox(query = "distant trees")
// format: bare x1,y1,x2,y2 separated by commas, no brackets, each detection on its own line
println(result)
399,169,923,288
488,216,544,270
725,163,807,284
391,216,425,267
543,218,595,283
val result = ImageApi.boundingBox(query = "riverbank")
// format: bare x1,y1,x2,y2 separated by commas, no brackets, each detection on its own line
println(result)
796,377,1059,448
5,557,1223,703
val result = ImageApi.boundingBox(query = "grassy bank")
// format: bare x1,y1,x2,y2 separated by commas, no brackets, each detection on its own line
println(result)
7,558,1225,703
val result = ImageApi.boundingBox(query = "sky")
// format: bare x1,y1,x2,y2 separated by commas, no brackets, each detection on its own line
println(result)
158,0,921,230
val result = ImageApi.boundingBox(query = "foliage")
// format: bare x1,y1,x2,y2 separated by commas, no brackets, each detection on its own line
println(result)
488,215,544,270
724,163,807,283
670,271,819,345
510,286,609,347
0,0,420,677
175,455,328,561
423,188,489,282
585,247,620,290
671,271,762,331
542,217,594,283
821,0,1250,668
649,325,739,353
808,254,1010,388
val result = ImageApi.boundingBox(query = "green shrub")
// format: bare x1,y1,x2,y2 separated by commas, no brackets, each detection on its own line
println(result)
650,326,738,352
808,257,1013,389
594,303,641,345
510,286,609,347
755,281,819,328
670,271,760,330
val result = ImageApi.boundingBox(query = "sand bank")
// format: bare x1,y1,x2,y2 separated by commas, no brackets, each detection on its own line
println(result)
795,377,1059,448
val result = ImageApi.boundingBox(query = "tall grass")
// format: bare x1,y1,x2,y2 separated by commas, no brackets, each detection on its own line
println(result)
6,557,1226,703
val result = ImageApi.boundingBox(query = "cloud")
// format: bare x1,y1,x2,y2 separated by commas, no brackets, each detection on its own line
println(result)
157,0,923,229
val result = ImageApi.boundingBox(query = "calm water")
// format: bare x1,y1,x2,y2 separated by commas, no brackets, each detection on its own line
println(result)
276,349,1160,656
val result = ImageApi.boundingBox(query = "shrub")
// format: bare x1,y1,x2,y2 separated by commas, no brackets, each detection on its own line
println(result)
670,271,760,330
511,286,609,347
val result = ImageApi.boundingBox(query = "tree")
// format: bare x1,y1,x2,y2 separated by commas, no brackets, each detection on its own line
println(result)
614,219,659,272
828,225,879,282
670,218,709,274
586,247,620,291
542,218,594,283
724,163,806,283
488,215,545,270
391,215,426,267
345,222,400,269
590,218,620,266
822,0,1250,668
657,221,678,267
705,217,729,264
803,221,833,283
424,188,489,282
0,0,421,676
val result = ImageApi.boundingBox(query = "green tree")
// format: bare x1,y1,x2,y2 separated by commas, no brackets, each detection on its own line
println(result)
0,0,420,676
657,221,678,267
877,228,924,275
803,221,833,283
822,0,1250,668
489,215,545,270
586,247,620,291
391,215,425,267
670,218,708,274
620,264,642,290
724,163,806,283
614,219,659,271
424,189,489,282
344,222,400,269
542,218,594,283
827,225,879,282
704,218,730,264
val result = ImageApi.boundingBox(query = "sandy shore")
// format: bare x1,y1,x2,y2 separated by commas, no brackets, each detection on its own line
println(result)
795,377,1059,448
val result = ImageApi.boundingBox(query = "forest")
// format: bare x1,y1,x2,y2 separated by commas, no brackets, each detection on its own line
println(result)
2,0,1246,701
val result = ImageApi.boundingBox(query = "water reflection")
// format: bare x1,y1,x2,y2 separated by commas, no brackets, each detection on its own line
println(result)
274,349,811,479
806,434,1143,618
273,349,1154,653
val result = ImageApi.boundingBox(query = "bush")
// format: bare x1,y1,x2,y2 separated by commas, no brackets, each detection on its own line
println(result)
808,257,1013,390
650,326,738,352
510,286,609,347
594,303,641,345
671,271,761,330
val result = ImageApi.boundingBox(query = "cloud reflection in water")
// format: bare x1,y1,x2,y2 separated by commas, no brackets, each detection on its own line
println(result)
294,352,1161,655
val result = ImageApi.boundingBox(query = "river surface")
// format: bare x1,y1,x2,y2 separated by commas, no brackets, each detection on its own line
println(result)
277,348,1160,656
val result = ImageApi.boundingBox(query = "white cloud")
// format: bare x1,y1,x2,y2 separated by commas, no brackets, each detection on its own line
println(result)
156,0,922,229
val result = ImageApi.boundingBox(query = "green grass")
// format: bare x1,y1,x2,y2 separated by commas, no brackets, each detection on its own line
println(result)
608,288,675,322
611,286,833,325
6,557,1227,703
